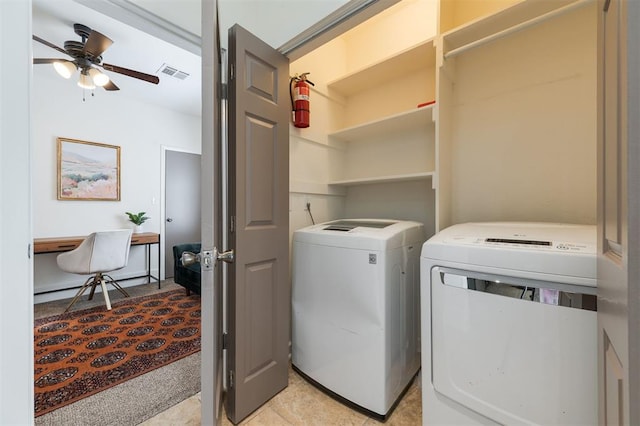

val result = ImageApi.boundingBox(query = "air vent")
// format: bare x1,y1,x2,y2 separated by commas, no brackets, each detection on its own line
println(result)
157,63,190,80
161,65,178,76
174,71,189,80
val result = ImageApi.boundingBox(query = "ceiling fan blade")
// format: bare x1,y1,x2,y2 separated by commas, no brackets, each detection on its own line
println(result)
102,63,160,85
82,30,113,59
33,58,68,64
103,80,120,91
32,35,69,56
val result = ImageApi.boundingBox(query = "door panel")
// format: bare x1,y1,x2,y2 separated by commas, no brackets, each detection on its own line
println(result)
604,336,624,425
244,260,277,375
201,0,223,424
226,24,290,424
164,150,201,278
602,0,622,251
245,117,276,225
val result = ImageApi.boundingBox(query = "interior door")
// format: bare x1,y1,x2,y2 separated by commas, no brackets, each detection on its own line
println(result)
597,0,639,424
165,150,201,278
225,24,290,424
201,0,224,424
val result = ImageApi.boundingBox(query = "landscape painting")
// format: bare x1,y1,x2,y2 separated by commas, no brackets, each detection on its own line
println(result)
57,138,120,201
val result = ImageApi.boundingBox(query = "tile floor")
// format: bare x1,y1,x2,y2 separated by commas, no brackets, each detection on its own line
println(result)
142,366,422,426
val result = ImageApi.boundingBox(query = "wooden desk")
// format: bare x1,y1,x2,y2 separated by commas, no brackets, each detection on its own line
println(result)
34,232,161,295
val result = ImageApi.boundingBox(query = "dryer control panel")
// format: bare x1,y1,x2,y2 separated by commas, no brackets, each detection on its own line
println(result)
435,222,596,254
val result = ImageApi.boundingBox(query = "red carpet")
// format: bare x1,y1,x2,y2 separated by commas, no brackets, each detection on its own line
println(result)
34,289,200,416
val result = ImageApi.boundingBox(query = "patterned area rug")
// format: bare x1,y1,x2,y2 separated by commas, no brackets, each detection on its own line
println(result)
34,289,200,417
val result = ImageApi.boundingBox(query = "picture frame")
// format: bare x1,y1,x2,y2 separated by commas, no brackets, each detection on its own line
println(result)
57,137,121,201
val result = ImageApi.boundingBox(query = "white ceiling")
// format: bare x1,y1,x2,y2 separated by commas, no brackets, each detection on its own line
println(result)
32,0,350,117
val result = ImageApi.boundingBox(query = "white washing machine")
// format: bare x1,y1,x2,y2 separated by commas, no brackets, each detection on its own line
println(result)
421,222,597,425
292,219,426,418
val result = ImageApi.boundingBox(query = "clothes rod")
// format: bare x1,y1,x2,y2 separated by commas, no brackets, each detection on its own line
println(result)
444,0,593,60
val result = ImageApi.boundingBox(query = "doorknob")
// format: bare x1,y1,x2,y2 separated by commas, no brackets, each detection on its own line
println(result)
214,247,235,264
180,248,234,269
166,217,173,222
180,251,200,266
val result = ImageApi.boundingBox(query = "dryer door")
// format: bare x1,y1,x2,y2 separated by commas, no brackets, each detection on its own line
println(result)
430,267,597,425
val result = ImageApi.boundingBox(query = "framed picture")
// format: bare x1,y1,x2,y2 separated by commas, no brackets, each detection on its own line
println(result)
57,137,121,201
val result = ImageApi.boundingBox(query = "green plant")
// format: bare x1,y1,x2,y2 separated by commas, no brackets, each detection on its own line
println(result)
125,211,149,226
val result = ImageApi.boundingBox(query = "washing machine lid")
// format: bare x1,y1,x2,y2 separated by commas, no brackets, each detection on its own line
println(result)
293,219,426,251
421,222,596,280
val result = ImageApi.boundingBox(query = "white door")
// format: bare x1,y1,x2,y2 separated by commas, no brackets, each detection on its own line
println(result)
597,0,640,424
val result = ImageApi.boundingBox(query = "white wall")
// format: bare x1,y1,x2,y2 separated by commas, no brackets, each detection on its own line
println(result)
344,181,436,236
0,0,34,423
218,0,349,50
32,70,201,300
289,36,349,235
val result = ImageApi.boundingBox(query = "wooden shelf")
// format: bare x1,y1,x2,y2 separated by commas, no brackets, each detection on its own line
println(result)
329,104,434,142
327,39,436,96
330,172,434,186
442,0,586,57
290,181,347,196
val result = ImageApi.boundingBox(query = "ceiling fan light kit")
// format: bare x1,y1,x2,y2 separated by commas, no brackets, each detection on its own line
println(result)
77,72,95,90
53,60,77,79
33,23,160,95
88,67,109,86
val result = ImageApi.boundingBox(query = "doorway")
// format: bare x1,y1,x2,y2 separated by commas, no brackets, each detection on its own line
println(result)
164,149,201,279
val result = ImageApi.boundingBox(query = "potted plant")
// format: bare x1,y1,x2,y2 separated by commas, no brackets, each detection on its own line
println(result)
125,211,149,233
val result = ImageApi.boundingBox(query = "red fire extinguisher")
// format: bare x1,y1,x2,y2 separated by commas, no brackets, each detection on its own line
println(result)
290,73,314,128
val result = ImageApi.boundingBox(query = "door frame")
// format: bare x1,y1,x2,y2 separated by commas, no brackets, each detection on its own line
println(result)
201,1,223,424
0,0,34,423
160,145,201,281
13,0,639,423
596,0,640,423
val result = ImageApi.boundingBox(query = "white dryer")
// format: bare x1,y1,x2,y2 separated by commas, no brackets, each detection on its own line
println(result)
421,222,597,425
292,219,426,419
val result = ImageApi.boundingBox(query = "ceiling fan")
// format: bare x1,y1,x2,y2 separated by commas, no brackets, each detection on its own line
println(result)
33,23,160,91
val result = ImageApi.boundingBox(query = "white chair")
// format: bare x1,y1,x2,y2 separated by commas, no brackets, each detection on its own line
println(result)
57,229,133,312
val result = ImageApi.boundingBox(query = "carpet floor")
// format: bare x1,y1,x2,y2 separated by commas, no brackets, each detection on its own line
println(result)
34,282,201,425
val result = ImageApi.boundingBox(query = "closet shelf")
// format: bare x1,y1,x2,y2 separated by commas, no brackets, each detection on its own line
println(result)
442,0,586,57
330,172,434,186
327,40,435,96
329,104,434,142
290,181,347,196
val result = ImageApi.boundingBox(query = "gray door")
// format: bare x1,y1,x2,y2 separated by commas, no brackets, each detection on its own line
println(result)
597,0,639,424
201,0,224,424
165,150,201,278
225,24,290,424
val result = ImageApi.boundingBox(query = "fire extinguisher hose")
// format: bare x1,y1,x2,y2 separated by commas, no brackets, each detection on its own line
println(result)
289,76,296,116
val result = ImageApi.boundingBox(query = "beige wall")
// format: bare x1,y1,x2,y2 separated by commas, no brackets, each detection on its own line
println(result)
439,0,520,33
289,0,597,237
442,2,597,225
